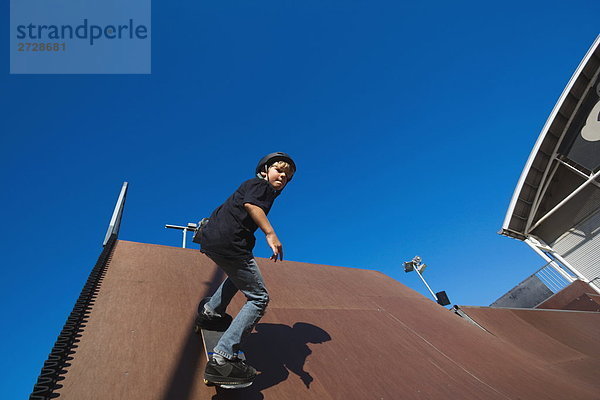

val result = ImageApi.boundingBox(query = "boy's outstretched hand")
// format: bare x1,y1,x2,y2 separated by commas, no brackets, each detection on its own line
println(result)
244,202,284,262
266,232,283,262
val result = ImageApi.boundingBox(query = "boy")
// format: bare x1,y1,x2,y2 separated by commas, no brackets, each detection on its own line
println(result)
195,152,296,385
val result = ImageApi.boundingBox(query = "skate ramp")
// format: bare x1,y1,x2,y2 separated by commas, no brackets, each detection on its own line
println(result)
536,279,600,312
32,240,600,399
458,305,600,392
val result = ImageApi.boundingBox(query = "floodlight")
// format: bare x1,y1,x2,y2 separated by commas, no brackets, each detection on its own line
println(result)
402,256,450,307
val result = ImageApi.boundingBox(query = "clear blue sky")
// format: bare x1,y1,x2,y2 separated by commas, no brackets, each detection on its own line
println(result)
2,1,599,398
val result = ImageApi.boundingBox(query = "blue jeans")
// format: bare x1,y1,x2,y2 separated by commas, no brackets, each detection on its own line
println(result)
202,254,269,359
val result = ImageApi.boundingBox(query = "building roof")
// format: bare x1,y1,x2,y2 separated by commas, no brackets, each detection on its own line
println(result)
501,36,600,241
31,240,600,399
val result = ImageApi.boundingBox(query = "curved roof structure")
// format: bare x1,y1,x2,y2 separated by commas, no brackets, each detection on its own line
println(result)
501,35,600,242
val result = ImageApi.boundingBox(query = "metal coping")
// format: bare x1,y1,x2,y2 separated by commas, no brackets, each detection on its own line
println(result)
103,182,129,246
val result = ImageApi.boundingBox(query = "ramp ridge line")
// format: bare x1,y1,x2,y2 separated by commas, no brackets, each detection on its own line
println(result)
374,301,512,400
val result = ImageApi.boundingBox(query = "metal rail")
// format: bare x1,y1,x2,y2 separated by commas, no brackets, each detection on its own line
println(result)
103,182,129,246
165,223,198,248
528,169,600,233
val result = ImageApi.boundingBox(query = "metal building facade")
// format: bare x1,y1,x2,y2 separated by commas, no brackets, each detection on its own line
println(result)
551,209,600,288
501,35,600,294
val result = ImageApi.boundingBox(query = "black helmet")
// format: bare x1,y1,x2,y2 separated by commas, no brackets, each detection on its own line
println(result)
255,152,296,179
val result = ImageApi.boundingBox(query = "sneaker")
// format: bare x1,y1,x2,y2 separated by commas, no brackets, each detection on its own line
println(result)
194,312,233,332
204,357,257,385
194,298,233,332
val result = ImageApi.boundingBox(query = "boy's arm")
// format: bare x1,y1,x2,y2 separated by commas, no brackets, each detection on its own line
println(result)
244,203,283,262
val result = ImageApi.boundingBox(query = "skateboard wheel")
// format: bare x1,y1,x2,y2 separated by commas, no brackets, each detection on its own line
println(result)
220,381,253,389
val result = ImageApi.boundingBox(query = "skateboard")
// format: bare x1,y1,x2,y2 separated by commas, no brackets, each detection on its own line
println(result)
195,321,254,389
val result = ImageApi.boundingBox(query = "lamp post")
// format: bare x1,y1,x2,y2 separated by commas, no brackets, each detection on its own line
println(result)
403,256,450,306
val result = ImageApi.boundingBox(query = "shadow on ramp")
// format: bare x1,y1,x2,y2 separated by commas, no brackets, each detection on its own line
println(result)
159,269,225,400
211,322,332,400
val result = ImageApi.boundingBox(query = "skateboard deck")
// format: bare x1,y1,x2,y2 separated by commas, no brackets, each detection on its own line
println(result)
199,327,253,389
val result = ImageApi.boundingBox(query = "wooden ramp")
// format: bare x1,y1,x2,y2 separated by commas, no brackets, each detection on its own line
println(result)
32,240,600,399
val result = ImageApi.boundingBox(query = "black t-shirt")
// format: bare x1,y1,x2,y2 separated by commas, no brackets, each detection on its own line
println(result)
200,178,280,260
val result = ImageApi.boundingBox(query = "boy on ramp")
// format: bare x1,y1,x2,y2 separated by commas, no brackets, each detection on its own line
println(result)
194,152,296,386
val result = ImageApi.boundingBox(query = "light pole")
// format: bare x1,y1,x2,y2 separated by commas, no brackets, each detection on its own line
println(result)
403,256,450,306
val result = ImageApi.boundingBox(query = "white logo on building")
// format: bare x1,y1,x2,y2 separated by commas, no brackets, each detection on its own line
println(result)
581,101,600,142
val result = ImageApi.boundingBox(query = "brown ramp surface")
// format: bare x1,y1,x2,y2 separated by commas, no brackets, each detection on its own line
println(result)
536,279,600,312
52,240,599,399
458,306,600,392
